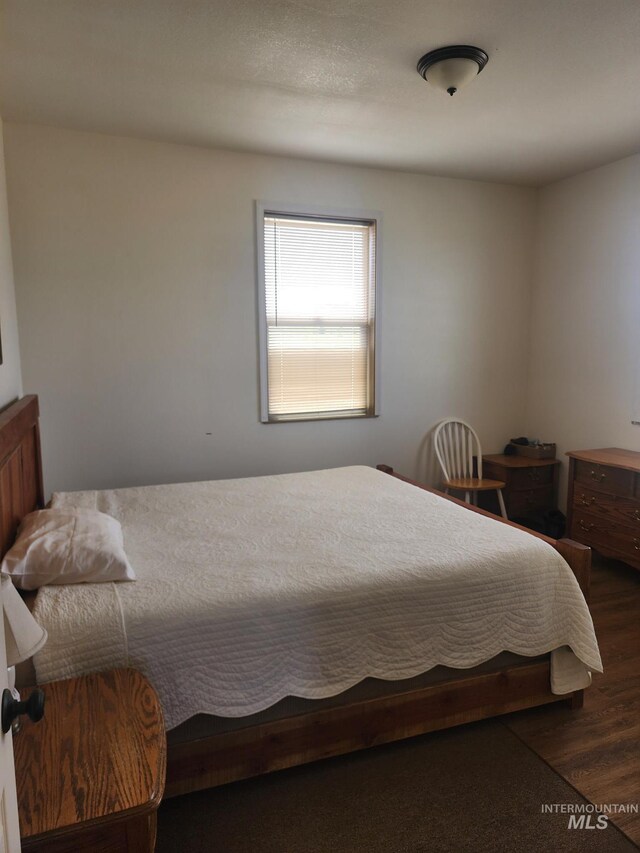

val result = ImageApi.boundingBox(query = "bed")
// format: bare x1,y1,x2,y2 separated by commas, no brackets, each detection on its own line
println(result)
0,396,601,797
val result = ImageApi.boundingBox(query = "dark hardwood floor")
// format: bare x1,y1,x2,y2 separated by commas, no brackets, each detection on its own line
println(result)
506,556,640,845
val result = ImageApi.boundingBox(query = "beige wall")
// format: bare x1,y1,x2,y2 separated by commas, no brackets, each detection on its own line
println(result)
0,120,22,408
526,152,640,509
4,122,536,494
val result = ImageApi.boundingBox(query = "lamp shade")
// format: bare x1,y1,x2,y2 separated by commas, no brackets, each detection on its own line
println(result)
2,576,47,667
424,57,481,95
417,46,489,96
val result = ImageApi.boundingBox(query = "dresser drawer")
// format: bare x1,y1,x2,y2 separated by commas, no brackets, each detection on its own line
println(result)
507,486,554,517
574,460,635,497
571,509,640,557
573,487,640,530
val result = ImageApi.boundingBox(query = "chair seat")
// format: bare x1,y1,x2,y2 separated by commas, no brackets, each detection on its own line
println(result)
443,477,506,491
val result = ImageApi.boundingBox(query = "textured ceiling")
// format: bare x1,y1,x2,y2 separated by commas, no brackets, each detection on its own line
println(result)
2,0,640,185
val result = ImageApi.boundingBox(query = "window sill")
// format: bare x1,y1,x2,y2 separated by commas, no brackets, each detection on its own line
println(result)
263,412,378,424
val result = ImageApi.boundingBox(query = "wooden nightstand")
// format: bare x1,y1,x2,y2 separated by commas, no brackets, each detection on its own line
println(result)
14,668,166,853
479,454,560,522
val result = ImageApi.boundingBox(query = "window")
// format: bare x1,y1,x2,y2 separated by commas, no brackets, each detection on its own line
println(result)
257,206,379,423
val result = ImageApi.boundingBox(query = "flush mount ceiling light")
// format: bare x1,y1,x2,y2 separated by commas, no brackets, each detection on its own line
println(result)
417,45,489,97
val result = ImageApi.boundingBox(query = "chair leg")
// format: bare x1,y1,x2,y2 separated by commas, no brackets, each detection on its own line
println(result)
497,489,508,519
465,490,470,504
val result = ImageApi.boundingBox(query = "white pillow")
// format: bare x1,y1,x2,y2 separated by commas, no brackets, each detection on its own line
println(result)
1,509,136,590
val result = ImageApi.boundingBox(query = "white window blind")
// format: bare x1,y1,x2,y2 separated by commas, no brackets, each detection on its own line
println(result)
260,212,377,422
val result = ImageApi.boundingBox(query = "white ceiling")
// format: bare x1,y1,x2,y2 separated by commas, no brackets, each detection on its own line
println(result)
2,0,640,186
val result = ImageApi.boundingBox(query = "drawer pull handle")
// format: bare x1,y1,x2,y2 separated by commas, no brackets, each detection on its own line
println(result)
579,520,595,532
528,470,540,481
634,538,640,551
579,495,596,506
635,510,640,522
590,469,606,482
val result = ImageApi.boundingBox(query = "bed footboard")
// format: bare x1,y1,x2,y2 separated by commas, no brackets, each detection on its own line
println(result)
166,658,566,797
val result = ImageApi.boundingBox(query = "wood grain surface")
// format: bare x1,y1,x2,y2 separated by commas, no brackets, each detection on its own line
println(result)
14,669,166,849
0,395,44,558
483,454,560,469
573,486,640,528
566,447,640,475
442,476,506,491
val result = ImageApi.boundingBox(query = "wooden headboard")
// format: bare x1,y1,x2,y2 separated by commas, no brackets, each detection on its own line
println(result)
0,395,44,558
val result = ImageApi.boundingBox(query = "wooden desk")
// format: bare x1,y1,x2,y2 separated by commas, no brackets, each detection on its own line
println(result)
14,669,166,853
480,454,560,520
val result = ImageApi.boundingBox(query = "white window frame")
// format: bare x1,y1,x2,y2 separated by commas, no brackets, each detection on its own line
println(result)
256,201,382,424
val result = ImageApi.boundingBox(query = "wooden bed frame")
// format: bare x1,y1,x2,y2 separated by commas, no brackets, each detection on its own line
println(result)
0,396,591,799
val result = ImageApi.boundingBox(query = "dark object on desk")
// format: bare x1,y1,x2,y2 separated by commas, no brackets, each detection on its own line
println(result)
504,437,531,455
504,439,557,460
515,443,556,460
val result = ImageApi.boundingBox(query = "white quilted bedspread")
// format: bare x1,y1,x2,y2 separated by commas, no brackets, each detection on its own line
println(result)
33,466,602,730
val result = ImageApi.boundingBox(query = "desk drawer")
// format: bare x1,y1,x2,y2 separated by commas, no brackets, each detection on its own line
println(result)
509,465,555,490
574,460,635,497
507,486,554,517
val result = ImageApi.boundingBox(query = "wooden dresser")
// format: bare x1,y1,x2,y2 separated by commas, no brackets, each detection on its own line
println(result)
566,448,640,572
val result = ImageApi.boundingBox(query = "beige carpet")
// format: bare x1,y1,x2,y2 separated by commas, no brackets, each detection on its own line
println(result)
157,720,638,852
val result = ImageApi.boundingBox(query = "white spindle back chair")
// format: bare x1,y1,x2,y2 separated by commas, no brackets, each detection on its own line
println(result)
433,418,508,518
